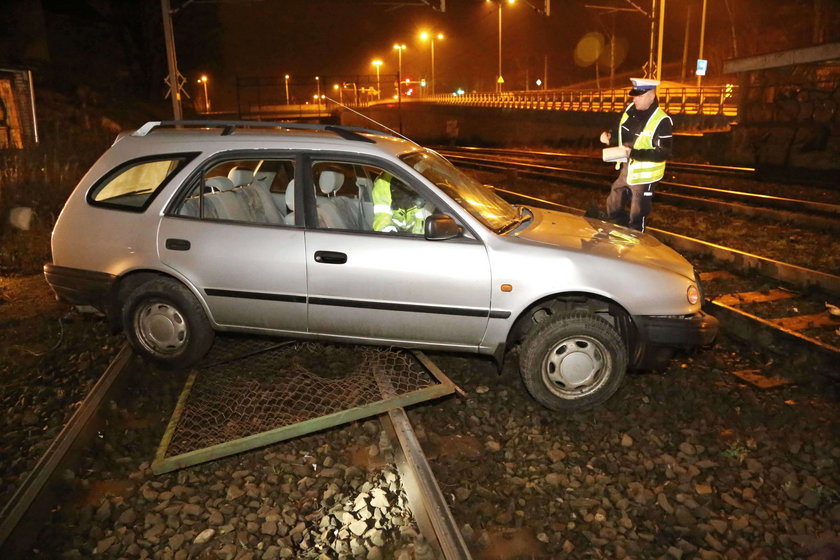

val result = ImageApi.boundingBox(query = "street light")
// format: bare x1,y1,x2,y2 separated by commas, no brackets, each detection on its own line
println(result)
315,76,321,110
284,74,290,105
372,59,383,99
419,31,444,96
393,44,406,98
489,0,515,93
333,83,343,104
197,75,209,112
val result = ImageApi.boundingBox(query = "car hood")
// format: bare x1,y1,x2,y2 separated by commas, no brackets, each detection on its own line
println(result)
512,207,695,280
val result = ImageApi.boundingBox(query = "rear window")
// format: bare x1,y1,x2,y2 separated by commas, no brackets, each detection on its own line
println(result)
88,153,196,210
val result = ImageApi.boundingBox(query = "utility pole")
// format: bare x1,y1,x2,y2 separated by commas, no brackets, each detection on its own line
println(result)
681,5,691,82
656,0,665,81
696,0,707,87
161,0,182,119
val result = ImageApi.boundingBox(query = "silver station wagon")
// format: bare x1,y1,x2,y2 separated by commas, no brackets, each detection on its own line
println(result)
45,121,717,411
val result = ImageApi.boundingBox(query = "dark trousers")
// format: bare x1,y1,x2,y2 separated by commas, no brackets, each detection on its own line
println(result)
606,164,656,232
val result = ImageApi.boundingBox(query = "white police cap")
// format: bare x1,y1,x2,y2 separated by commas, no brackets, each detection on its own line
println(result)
629,78,659,96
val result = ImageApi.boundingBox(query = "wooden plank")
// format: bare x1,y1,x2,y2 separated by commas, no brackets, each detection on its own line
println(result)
729,369,791,389
699,271,737,281
715,288,797,306
767,312,839,332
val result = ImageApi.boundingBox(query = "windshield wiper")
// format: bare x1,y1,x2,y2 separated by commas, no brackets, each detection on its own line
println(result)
496,205,532,234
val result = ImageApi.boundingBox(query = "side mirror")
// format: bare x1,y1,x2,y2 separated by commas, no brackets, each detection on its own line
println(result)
424,213,463,241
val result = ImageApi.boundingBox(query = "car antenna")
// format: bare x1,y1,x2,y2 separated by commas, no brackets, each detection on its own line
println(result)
324,96,414,143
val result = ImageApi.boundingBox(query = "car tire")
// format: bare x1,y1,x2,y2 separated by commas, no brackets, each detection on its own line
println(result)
122,277,214,369
519,311,627,411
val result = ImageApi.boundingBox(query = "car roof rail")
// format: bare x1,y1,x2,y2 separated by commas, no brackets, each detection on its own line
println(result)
131,121,394,144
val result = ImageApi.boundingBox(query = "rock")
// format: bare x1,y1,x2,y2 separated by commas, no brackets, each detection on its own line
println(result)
657,493,674,514
695,484,713,495
193,528,215,544
545,473,564,486
621,434,634,447
679,442,696,455
226,485,245,501
117,508,137,525
94,536,116,554
485,440,502,452
349,519,368,536
94,501,111,522
475,386,489,394
261,520,277,536
547,448,566,462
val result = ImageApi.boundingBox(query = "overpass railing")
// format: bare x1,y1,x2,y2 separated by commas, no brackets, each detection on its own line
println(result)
406,85,738,117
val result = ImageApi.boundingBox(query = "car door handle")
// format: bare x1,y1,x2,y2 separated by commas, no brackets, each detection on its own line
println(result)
165,238,191,251
314,251,347,264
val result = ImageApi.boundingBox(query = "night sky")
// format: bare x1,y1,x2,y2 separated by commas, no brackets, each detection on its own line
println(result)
1,0,836,113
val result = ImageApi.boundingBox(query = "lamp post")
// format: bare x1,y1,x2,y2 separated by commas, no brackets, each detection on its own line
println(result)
315,76,321,110
284,74,290,105
491,0,515,93
198,75,209,112
333,84,343,104
372,59,382,99
393,44,406,98
419,31,444,96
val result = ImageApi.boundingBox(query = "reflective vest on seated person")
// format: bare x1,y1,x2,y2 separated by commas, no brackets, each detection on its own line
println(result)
617,105,669,185
372,174,429,234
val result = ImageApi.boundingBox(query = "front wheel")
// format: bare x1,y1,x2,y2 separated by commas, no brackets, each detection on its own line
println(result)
519,311,627,411
121,277,214,370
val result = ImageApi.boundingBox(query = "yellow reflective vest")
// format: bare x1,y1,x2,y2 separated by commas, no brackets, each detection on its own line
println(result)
617,104,670,185
372,173,430,234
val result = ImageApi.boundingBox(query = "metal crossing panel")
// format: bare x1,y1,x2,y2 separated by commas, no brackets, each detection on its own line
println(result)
152,338,458,474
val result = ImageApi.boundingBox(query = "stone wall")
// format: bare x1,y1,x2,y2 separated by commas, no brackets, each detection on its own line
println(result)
728,63,840,170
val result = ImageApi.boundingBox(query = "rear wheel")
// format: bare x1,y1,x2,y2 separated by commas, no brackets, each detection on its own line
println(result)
519,311,627,411
122,278,214,369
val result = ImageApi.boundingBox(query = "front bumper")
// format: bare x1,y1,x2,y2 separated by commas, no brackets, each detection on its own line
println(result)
43,264,116,311
631,311,719,369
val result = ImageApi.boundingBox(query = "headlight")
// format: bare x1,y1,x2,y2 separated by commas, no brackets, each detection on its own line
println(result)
687,284,700,305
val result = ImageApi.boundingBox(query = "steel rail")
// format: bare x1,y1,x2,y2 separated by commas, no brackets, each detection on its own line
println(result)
440,155,840,231
440,151,840,219
439,145,838,189
439,145,758,178
0,344,136,553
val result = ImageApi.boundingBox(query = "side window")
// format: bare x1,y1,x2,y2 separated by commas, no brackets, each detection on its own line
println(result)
174,159,295,225
310,160,434,234
89,154,194,210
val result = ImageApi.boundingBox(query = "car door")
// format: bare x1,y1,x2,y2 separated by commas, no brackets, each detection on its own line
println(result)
303,157,493,348
158,156,308,334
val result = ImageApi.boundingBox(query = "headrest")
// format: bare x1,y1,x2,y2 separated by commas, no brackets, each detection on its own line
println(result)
205,176,235,191
228,167,254,187
318,170,343,195
285,179,295,212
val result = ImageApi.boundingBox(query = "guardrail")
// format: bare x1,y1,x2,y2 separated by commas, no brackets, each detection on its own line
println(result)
399,85,738,117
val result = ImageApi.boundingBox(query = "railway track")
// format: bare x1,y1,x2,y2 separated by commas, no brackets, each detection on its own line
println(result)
436,148,840,231
437,146,839,195
0,340,472,559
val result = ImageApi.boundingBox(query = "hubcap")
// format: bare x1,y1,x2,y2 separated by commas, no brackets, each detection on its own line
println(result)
542,336,609,397
136,302,187,356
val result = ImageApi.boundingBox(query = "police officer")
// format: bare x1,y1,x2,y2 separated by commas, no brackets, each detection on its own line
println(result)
372,171,431,233
601,78,673,232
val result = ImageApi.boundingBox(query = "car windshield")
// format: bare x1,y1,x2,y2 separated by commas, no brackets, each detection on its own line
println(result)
400,149,522,233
